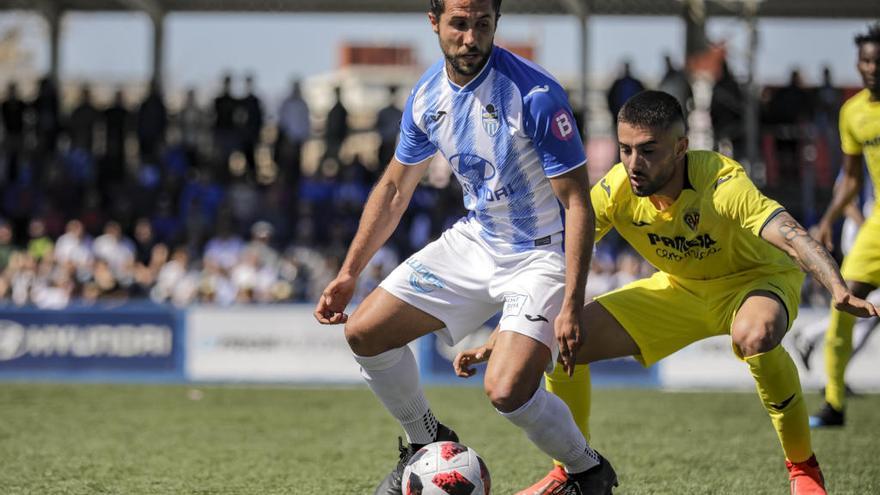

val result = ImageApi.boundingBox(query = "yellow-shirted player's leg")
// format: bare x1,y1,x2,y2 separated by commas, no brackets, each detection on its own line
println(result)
744,346,812,462
823,307,856,412
820,216,880,425
546,363,591,468
729,281,825,493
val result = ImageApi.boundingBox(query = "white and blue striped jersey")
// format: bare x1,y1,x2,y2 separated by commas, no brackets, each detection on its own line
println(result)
395,45,587,250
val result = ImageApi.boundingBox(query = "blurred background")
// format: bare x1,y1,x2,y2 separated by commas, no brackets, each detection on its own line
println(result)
0,0,877,389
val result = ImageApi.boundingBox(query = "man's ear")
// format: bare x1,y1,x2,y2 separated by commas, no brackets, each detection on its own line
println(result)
676,136,689,159
429,12,440,34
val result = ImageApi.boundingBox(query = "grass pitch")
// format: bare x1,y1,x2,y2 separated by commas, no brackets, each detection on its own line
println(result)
0,384,877,494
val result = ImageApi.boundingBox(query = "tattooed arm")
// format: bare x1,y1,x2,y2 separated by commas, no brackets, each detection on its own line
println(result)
761,211,878,318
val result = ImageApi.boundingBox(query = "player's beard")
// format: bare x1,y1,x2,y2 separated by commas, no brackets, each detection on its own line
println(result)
630,164,675,197
445,47,490,78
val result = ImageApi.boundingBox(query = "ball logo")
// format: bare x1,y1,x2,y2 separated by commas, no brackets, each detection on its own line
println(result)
0,320,26,361
551,109,574,141
448,153,496,186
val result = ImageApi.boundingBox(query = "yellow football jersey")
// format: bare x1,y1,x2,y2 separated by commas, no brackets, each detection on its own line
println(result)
592,150,797,280
840,89,880,214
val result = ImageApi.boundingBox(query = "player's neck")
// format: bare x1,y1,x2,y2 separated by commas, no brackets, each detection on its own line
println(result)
445,62,482,87
648,157,687,211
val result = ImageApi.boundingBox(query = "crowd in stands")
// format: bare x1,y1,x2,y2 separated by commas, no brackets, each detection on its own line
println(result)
0,56,854,309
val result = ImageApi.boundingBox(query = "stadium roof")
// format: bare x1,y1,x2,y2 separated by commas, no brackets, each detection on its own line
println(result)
5,0,880,19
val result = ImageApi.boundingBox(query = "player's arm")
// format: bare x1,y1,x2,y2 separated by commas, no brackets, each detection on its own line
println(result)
761,211,879,318
549,165,596,375
816,153,864,250
314,157,430,324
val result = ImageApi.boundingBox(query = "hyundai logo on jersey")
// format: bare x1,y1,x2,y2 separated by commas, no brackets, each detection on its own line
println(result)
449,153,496,184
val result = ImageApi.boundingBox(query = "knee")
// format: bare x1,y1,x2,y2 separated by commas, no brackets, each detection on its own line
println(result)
731,319,782,357
483,374,532,413
344,315,385,357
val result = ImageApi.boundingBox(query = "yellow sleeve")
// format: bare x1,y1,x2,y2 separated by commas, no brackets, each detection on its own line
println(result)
713,168,785,237
839,101,862,156
590,176,615,243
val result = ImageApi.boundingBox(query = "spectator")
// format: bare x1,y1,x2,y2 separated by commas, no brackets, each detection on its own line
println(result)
69,85,100,154
178,88,208,170
213,73,239,180
1,82,26,183
132,217,157,266
32,76,60,155
199,257,236,305
203,221,243,271
815,66,842,126
151,245,197,305
26,219,53,262
92,220,135,277
31,268,73,309
276,79,310,188
658,54,693,120
765,69,814,180
101,89,131,190
814,66,844,178
137,80,168,160
606,61,645,130
54,219,93,270
710,60,745,159
239,74,264,182
375,85,403,167
246,220,279,269
323,86,349,164
0,220,15,270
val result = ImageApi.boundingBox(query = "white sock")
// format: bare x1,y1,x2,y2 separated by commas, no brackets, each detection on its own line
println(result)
354,346,439,445
499,386,599,473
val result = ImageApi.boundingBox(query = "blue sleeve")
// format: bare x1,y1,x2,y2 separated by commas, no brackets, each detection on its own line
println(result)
394,90,437,165
523,86,586,177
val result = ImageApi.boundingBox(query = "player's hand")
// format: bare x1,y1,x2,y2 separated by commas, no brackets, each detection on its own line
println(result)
814,219,835,252
453,344,492,378
313,273,357,325
555,304,585,376
831,290,880,319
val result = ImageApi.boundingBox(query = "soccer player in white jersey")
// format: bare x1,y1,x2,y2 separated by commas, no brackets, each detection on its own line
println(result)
314,1,617,494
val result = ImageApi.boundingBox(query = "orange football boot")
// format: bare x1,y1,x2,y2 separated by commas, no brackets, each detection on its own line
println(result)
515,466,568,495
786,454,827,495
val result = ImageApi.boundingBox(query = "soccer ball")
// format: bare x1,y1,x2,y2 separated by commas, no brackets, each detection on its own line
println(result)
402,441,490,495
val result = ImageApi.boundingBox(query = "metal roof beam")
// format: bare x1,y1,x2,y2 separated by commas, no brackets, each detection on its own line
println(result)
114,0,163,19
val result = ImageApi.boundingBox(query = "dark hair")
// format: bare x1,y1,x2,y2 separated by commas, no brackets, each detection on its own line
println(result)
618,90,686,130
430,0,502,19
855,21,880,47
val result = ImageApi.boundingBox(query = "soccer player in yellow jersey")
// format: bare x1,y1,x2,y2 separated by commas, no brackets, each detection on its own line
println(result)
810,22,880,429
454,91,879,495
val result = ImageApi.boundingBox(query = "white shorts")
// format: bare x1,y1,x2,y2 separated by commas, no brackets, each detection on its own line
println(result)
379,219,566,363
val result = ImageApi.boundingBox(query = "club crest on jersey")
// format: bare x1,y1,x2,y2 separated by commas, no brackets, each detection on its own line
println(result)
482,104,500,137
683,209,700,231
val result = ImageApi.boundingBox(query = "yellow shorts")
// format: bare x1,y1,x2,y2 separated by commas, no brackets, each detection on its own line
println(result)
841,215,880,287
595,268,804,366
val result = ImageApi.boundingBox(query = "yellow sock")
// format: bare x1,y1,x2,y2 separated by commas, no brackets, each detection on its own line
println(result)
545,363,591,467
823,306,856,411
744,346,812,463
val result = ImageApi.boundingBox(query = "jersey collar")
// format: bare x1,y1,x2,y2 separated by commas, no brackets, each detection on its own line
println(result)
445,45,496,93
683,154,695,191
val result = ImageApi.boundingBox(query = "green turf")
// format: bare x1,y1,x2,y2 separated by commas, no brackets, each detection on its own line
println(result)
0,384,877,494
